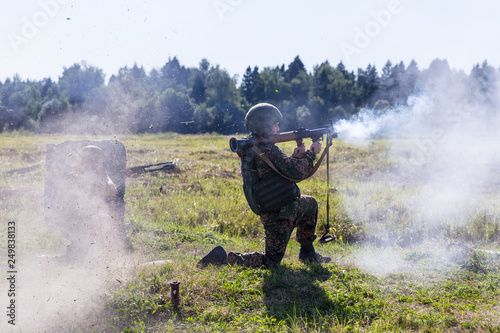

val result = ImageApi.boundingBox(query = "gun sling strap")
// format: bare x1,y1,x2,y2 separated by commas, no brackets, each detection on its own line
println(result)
251,142,332,183
252,141,336,243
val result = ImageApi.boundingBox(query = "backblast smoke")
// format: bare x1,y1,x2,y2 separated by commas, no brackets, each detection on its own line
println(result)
332,65,500,275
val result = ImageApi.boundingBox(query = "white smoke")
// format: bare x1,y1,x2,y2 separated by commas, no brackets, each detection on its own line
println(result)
333,95,434,143
332,69,500,246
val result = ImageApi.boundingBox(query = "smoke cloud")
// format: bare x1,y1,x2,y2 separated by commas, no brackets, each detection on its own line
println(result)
333,64,500,248
331,64,500,276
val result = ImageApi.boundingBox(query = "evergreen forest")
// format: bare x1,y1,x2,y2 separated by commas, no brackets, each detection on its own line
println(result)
0,56,496,134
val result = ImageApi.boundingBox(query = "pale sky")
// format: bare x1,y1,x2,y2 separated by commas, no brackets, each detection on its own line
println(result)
1,0,499,82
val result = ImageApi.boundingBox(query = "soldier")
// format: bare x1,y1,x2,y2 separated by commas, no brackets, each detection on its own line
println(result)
77,145,118,201
199,103,330,267
59,145,122,264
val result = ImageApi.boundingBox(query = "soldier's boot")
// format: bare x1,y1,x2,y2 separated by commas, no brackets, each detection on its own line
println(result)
197,245,228,266
299,243,331,264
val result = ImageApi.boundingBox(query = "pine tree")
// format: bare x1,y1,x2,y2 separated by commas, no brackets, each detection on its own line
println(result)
284,56,306,82
191,74,206,104
241,66,254,103
251,66,265,104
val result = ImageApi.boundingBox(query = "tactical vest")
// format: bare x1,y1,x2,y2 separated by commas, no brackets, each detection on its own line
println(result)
240,146,299,215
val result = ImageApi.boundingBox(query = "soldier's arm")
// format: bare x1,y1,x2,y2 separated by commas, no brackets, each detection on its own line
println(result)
266,145,316,180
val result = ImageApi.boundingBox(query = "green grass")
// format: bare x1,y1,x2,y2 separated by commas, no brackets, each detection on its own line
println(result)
1,133,500,332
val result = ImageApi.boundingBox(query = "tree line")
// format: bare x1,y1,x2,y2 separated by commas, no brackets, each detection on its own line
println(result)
0,56,497,134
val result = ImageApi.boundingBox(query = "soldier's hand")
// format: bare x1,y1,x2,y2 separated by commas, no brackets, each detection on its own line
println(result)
309,139,322,154
292,143,306,158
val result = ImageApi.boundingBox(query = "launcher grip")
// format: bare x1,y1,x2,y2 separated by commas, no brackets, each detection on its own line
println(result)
229,127,337,153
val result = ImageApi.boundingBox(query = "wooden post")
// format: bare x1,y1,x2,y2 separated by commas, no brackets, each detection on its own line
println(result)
170,280,180,307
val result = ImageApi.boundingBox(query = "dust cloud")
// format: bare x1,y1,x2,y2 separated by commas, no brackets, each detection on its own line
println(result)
1,140,139,332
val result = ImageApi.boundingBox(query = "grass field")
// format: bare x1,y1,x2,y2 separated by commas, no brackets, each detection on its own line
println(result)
1,132,500,332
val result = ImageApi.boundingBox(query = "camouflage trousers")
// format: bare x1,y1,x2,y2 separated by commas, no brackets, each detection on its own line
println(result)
228,195,318,267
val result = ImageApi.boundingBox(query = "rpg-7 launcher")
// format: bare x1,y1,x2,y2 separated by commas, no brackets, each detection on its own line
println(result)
229,127,337,154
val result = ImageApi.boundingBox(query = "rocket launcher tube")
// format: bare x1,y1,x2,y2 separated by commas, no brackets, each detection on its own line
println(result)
229,127,337,153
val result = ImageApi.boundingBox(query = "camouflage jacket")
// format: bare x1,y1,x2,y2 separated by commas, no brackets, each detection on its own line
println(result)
252,143,316,181
240,140,317,214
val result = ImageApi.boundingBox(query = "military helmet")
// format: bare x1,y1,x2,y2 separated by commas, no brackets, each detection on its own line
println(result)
244,103,282,137
80,145,104,165
81,145,103,156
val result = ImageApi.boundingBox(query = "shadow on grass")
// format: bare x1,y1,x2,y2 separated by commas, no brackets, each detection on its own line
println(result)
263,263,384,329
262,264,334,324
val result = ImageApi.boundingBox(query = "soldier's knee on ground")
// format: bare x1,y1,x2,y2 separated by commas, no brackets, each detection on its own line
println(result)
227,251,266,268
227,252,244,266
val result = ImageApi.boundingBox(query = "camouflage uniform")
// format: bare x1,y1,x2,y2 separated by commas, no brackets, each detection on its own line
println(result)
228,141,319,267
